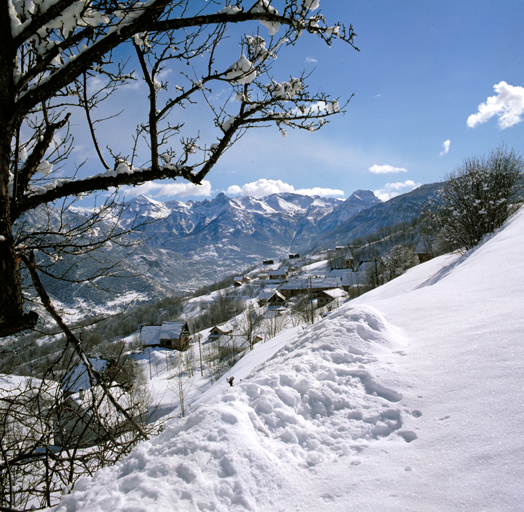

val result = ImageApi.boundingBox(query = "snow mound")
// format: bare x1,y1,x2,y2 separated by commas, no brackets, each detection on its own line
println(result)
54,305,407,512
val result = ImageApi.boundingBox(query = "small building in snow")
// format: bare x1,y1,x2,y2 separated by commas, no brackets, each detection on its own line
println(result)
257,289,286,307
208,322,234,339
279,277,343,299
61,358,115,397
268,269,287,281
140,321,190,351
233,276,251,287
316,288,348,307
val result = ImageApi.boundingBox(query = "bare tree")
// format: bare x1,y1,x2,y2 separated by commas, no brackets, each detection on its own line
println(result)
263,311,287,338
1,0,358,337
168,357,194,419
291,293,316,325
236,303,262,349
0,352,160,510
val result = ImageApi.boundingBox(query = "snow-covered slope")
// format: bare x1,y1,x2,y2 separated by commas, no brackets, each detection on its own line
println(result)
53,206,524,511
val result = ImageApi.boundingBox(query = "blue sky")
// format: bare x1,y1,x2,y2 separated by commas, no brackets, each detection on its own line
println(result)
71,1,524,203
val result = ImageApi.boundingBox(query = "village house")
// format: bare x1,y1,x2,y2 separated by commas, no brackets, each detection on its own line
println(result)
279,277,343,299
268,269,288,281
53,386,136,448
140,321,191,351
61,358,115,397
315,288,349,307
345,250,355,270
257,289,286,307
208,322,234,339
326,268,369,296
233,276,251,287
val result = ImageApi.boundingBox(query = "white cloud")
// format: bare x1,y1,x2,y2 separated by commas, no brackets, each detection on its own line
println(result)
467,81,524,129
306,57,318,63
295,186,344,197
369,164,408,174
440,139,451,156
227,179,344,198
374,180,420,202
123,180,212,199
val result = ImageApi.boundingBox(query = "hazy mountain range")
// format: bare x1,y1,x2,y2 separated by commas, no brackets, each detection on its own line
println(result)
23,184,442,307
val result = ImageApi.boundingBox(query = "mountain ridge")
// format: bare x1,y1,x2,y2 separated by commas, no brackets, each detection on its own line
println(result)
20,185,442,306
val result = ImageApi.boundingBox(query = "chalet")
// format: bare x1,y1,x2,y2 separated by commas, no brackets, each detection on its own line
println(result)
327,268,367,293
279,277,343,299
268,269,287,281
208,322,234,339
316,288,348,307
140,321,190,351
233,276,251,286
258,272,269,280
257,289,286,307
61,358,114,397
53,386,136,448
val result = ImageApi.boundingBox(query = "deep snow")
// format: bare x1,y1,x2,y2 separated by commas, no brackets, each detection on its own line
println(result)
52,207,524,512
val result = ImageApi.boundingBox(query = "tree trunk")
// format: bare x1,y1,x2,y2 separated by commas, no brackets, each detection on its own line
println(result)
0,14,37,336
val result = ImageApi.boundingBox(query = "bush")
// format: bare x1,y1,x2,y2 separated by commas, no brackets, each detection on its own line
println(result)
427,147,523,252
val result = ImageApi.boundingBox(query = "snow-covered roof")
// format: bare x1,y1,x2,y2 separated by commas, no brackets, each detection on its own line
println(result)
318,288,348,299
415,239,430,254
61,358,109,393
258,289,285,301
159,321,187,340
280,277,342,290
327,269,366,287
140,325,161,346
210,322,234,335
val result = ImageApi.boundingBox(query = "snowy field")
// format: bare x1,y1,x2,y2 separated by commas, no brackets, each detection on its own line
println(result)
52,207,524,512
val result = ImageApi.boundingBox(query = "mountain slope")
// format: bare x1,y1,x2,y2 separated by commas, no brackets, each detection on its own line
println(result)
310,182,442,250
54,206,524,511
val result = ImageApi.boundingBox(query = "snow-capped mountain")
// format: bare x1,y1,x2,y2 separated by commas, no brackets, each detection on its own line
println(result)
310,183,442,251
119,192,347,265
17,185,442,307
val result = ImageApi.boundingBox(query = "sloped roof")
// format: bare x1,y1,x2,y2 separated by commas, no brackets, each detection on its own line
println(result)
140,325,161,346
258,289,285,301
327,269,366,287
319,288,348,299
159,321,187,340
61,358,110,393
280,277,342,290
415,239,430,254
210,322,234,334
